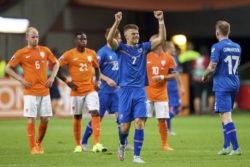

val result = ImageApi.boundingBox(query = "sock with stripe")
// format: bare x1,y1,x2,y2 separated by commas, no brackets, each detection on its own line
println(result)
134,129,144,156
224,122,239,150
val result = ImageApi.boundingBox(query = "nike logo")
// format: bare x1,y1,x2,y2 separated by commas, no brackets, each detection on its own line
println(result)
73,58,78,61
147,61,151,64
25,55,30,59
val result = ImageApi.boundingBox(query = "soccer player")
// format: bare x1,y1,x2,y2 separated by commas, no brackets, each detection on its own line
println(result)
57,32,107,153
165,42,185,136
5,27,59,154
202,20,241,155
107,11,166,163
146,37,176,151
81,28,132,151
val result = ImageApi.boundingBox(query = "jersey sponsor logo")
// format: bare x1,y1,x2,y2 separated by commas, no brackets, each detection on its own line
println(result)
87,56,92,62
40,51,45,58
161,60,166,66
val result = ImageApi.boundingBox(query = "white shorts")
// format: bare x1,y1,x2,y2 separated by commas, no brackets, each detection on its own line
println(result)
70,91,99,115
23,95,53,117
146,101,169,119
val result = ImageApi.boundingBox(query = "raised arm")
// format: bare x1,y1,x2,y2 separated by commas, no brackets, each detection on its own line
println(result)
151,11,166,50
107,11,122,50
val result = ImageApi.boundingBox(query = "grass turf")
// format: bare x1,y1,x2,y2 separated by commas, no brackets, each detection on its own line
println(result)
0,111,249,167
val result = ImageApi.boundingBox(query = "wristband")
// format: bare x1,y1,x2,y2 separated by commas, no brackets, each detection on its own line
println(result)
160,75,164,80
159,20,164,25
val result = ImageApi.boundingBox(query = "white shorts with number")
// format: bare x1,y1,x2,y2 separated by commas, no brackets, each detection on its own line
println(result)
71,91,99,115
146,101,169,119
23,95,53,117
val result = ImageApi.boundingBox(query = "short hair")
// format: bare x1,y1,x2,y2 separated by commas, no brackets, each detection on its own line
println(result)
75,32,86,38
105,28,120,38
26,27,38,36
123,24,139,33
216,20,230,36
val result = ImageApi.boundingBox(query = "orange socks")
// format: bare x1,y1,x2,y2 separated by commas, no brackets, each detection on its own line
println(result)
91,116,101,144
36,123,48,144
27,122,35,150
73,118,82,145
158,120,168,146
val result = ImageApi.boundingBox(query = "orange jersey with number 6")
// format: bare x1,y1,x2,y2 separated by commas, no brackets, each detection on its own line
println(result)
8,46,57,96
145,51,175,101
59,48,99,96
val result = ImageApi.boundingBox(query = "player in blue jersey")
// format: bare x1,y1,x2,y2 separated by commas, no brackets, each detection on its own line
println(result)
165,41,185,136
107,11,166,163
81,28,132,151
202,20,241,156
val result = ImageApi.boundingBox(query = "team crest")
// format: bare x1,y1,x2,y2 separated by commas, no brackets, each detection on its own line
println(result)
87,56,92,62
138,48,143,53
161,60,166,66
40,51,45,58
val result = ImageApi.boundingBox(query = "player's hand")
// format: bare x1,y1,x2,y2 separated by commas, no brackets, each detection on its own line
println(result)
20,78,32,88
201,75,209,83
152,75,163,82
106,78,117,87
154,11,163,20
180,85,185,95
115,11,122,22
67,81,78,91
45,76,55,88
94,80,101,91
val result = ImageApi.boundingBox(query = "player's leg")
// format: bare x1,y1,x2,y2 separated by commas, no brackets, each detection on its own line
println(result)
117,88,133,161
155,101,173,151
133,88,147,163
36,95,53,154
71,96,84,153
81,92,109,149
23,95,38,154
216,91,241,155
86,91,107,152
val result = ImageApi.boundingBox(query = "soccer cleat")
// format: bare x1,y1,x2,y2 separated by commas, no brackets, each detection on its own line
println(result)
133,156,145,163
36,143,44,154
125,144,134,151
81,144,89,152
217,147,231,155
30,147,40,155
117,144,126,161
92,143,108,152
168,130,177,136
228,148,241,156
73,145,82,153
161,145,174,151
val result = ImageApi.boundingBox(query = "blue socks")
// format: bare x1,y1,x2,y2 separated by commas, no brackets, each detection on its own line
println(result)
81,121,92,144
224,122,239,150
134,129,144,156
222,123,230,148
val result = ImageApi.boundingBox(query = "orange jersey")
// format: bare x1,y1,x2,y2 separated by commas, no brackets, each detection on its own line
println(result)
8,45,57,96
59,48,99,96
145,51,175,101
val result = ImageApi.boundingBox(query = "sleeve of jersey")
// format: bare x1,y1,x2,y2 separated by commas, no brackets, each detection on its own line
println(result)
45,47,57,64
210,44,219,62
8,50,22,68
92,51,99,68
97,50,103,65
143,42,152,52
59,52,69,67
168,55,176,73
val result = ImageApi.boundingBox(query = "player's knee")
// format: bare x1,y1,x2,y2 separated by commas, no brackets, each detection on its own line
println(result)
134,119,145,129
90,110,99,117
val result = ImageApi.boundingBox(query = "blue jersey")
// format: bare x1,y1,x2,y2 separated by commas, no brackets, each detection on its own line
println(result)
167,56,179,93
210,39,241,92
117,42,151,87
97,45,119,93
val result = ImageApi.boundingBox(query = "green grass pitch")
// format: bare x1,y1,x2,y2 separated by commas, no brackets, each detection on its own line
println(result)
0,111,249,167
